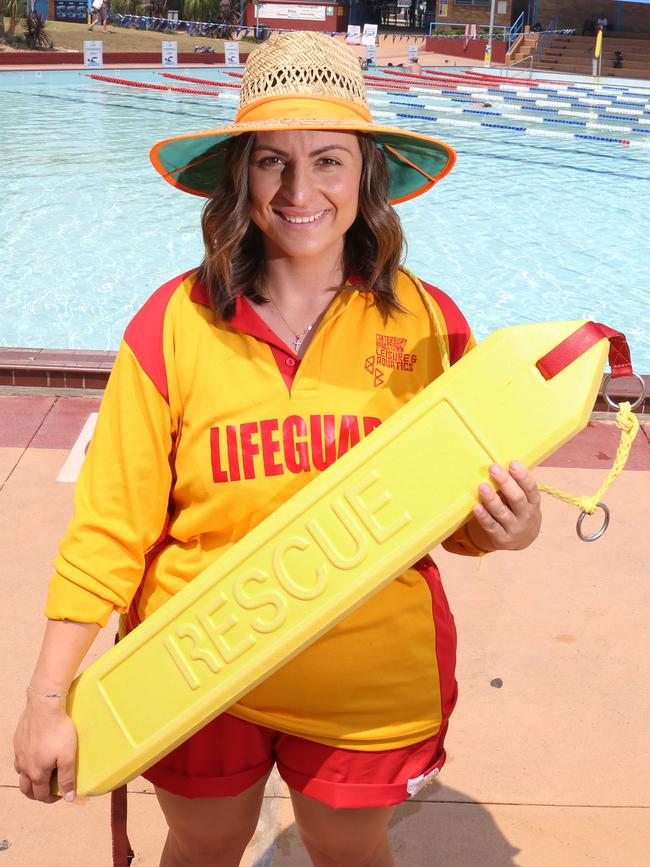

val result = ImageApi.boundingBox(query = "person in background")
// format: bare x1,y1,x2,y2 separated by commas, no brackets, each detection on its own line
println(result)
88,0,109,34
597,14,608,33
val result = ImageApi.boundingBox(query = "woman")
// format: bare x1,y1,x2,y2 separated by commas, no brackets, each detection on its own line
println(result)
14,32,541,867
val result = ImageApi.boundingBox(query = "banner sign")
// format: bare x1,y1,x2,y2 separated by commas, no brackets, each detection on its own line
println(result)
346,24,361,44
161,41,178,66
258,3,326,19
362,23,378,45
408,44,419,62
83,40,103,67
366,43,377,65
224,41,240,65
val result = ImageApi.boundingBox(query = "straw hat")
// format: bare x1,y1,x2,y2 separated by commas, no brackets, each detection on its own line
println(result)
150,31,456,204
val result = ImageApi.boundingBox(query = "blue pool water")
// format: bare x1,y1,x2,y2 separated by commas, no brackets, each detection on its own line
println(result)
1,67,649,370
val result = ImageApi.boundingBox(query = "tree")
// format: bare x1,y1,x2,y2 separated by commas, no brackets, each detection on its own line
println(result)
5,0,21,39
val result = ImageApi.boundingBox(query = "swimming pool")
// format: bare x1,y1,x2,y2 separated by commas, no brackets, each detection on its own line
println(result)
1,67,649,371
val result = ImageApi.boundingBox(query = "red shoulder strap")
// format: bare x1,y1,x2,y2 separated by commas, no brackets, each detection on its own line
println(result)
536,322,633,381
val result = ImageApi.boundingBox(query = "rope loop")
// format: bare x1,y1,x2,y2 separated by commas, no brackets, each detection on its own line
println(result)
538,401,639,539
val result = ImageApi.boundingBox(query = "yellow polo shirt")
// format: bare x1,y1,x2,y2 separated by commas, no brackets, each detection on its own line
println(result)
46,267,479,749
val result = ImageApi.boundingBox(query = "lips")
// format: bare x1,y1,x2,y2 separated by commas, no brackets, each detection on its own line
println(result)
275,209,329,224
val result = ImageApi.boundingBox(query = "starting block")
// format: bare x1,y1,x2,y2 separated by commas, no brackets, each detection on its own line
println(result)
66,320,623,797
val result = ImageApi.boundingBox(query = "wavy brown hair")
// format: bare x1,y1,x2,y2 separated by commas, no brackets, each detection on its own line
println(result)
198,132,406,320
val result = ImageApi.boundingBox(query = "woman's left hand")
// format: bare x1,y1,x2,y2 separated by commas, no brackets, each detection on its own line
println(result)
466,462,542,552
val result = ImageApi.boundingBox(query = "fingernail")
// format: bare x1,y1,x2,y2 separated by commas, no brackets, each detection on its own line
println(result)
64,791,76,802
510,461,524,473
489,464,503,477
479,483,491,495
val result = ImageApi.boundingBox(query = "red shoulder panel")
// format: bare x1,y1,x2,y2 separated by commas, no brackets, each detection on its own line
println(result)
123,270,194,402
419,280,473,365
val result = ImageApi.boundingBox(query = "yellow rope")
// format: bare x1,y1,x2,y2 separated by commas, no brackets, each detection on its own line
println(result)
538,402,639,514
406,266,451,373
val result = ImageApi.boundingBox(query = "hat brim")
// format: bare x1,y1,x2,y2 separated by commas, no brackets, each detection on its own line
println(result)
150,119,456,205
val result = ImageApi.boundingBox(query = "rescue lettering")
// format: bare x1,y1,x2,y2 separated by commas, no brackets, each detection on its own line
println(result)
210,414,382,483
162,471,412,693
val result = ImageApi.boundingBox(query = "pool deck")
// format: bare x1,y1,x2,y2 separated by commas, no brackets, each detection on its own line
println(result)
1,391,649,865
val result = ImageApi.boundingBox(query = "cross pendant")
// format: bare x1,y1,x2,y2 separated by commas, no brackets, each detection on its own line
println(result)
293,336,301,353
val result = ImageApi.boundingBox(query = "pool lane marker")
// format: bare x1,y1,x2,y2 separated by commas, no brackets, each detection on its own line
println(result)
160,72,241,89
379,98,641,134
172,70,650,119
89,73,649,147
372,92,650,128
57,413,98,484
157,72,650,130
87,74,222,98
362,69,650,110
371,108,645,147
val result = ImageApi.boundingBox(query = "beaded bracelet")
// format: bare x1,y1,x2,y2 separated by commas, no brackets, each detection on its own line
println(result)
27,684,68,700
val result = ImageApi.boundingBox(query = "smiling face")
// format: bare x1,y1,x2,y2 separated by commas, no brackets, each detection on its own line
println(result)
247,129,363,266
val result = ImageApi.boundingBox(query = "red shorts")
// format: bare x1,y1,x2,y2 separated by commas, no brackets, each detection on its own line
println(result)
143,713,449,809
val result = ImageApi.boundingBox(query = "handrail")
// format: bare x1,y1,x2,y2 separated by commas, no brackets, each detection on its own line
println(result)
503,54,534,79
536,16,559,63
508,10,525,51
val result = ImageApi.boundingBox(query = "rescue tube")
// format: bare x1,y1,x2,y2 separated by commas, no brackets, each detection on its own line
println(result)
65,319,631,797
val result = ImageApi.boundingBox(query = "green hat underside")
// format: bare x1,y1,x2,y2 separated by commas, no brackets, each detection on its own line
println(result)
155,130,453,203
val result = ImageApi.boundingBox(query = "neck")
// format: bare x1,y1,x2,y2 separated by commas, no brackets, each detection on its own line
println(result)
262,248,345,309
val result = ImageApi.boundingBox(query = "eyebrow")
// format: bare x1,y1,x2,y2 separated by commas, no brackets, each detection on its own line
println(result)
251,145,355,158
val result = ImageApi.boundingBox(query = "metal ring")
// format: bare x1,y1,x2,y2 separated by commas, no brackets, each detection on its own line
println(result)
576,502,610,542
602,372,646,411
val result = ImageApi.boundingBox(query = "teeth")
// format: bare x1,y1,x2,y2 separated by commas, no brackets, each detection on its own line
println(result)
282,210,326,224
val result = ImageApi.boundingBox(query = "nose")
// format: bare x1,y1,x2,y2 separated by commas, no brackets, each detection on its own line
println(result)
280,161,313,205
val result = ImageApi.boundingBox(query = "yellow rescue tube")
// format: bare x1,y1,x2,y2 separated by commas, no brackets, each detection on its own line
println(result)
67,320,609,797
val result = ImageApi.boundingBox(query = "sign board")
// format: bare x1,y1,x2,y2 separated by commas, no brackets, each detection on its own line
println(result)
258,3,326,20
408,44,419,63
55,0,86,21
83,40,103,67
497,0,506,13
438,0,448,16
224,41,240,66
362,23,378,45
161,41,178,66
346,24,361,44
366,43,377,65
326,4,333,14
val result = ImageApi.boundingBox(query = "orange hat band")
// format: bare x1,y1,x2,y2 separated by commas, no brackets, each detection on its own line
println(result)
235,94,373,125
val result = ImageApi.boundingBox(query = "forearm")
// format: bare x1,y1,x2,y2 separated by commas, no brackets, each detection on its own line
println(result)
29,619,101,694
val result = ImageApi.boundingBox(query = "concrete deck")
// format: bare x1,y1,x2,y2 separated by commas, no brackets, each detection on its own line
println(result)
1,394,649,865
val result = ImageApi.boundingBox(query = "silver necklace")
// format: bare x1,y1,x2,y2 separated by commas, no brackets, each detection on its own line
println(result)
268,294,322,354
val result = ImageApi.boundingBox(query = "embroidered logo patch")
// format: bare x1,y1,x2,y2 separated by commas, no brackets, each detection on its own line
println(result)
365,334,417,387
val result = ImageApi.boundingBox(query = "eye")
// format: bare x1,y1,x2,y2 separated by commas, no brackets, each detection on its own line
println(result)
255,156,285,168
317,157,341,167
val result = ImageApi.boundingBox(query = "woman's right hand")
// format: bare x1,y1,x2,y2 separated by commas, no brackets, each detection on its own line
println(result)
13,692,78,803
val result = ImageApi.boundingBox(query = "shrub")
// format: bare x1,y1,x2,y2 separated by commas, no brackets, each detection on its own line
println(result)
24,12,52,49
